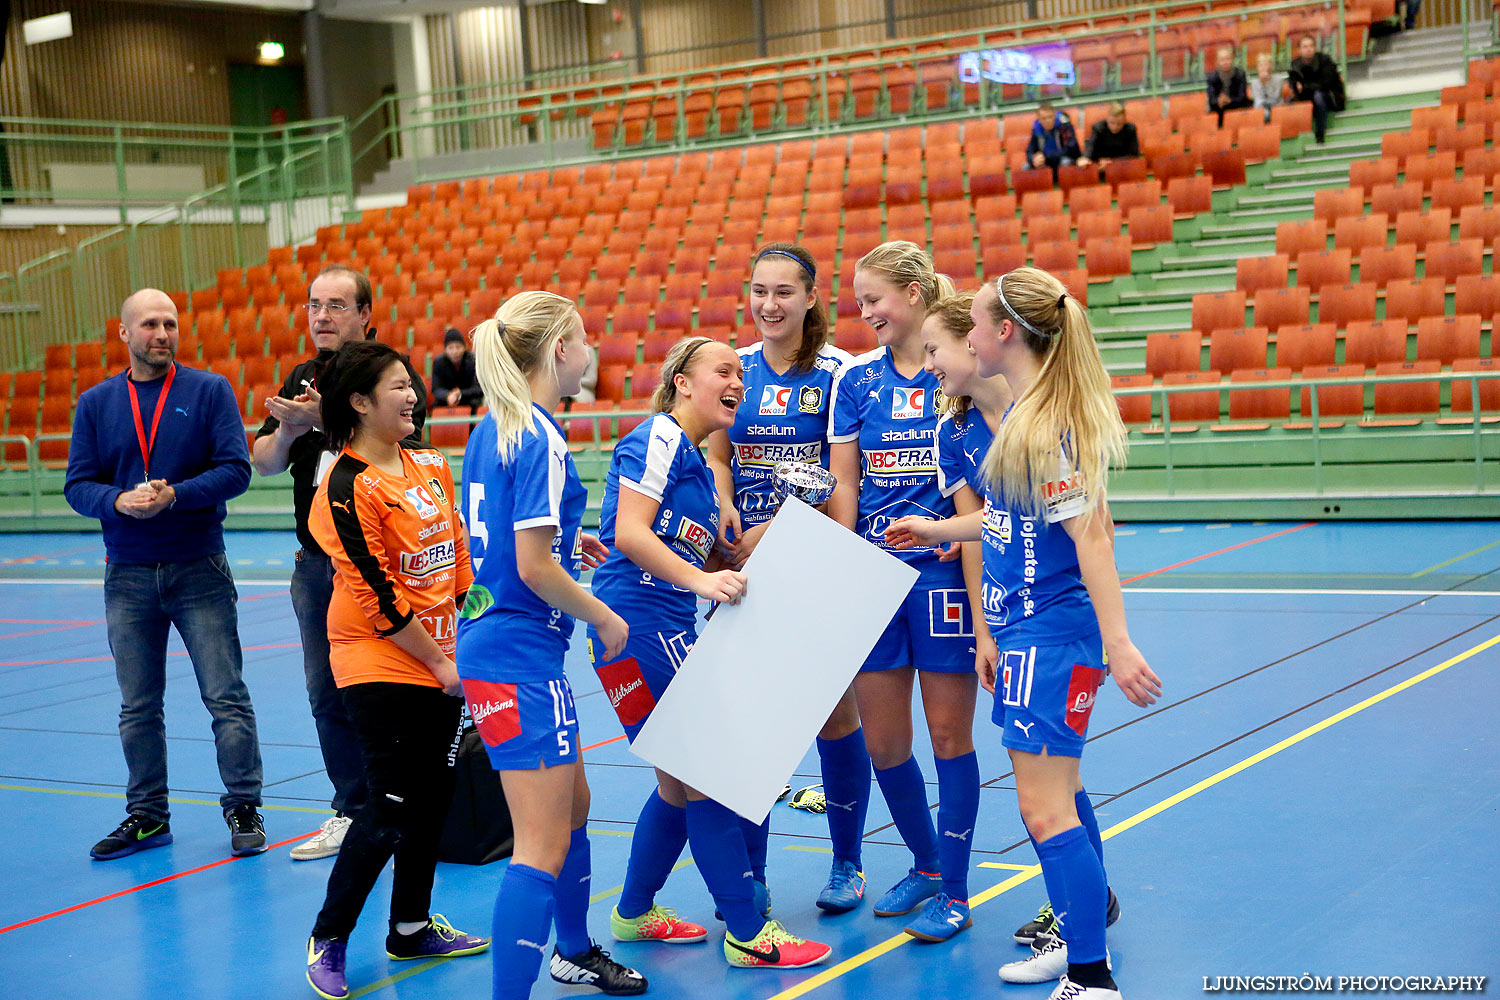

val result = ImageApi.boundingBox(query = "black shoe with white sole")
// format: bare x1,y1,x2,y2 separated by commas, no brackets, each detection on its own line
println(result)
550,942,648,996
1013,888,1120,945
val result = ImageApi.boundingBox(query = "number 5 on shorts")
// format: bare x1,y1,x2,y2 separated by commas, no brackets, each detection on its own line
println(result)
999,648,1035,709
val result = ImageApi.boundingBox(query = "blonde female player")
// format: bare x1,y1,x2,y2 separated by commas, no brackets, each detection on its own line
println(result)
589,336,832,969
827,241,982,943
886,267,1162,1000
704,243,871,914
457,292,646,999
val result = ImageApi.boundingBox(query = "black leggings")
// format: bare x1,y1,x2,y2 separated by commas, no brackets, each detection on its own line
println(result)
311,682,463,939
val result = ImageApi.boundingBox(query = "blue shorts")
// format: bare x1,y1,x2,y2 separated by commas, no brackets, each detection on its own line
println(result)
587,626,696,743
459,675,580,770
991,635,1108,758
861,581,976,674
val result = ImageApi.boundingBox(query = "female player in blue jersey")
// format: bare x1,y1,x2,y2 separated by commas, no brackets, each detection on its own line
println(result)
457,291,647,999
704,243,871,914
886,267,1162,1000
827,241,982,943
589,335,832,970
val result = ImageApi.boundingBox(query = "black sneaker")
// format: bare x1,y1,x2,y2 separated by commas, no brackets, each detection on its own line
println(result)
90,814,172,860
225,805,267,856
550,941,648,996
1013,889,1119,945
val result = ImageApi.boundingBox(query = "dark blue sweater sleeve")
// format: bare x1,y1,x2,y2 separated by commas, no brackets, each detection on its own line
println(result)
63,391,125,521
171,376,251,510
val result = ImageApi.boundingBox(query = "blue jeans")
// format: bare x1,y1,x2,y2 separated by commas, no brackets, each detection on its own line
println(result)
291,549,368,816
103,552,263,821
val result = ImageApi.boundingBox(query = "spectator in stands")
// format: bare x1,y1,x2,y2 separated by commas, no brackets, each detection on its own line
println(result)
1206,46,1254,128
1026,101,1082,180
1076,102,1140,170
1249,52,1286,123
1288,34,1346,144
65,287,265,862
1402,0,1422,30
252,265,428,863
431,328,483,412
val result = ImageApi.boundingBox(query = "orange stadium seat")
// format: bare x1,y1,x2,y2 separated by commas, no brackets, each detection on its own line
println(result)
1275,324,1338,370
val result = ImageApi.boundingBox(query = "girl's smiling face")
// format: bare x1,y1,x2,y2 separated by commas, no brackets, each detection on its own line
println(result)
749,256,815,349
853,268,925,346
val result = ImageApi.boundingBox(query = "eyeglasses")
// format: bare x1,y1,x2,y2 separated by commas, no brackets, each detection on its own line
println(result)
303,301,352,315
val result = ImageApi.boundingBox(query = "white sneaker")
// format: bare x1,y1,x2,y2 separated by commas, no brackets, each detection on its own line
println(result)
1001,935,1112,985
1000,932,1069,983
1049,975,1121,999
290,815,351,861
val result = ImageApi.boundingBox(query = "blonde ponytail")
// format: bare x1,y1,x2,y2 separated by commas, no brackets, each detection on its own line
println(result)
471,290,579,463
652,335,715,413
855,241,953,310
981,268,1125,517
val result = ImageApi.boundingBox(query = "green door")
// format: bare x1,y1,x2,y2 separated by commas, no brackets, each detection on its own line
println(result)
227,63,308,184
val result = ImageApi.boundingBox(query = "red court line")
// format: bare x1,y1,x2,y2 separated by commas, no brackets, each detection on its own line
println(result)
6,733,631,933
0,829,318,936
0,545,100,567
0,619,96,625
0,642,300,668
1121,522,1315,585
0,623,99,641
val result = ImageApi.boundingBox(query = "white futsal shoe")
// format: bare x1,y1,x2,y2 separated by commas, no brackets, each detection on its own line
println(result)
290,815,352,860
1049,975,1122,999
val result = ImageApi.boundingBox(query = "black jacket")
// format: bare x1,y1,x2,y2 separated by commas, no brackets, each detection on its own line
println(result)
431,352,483,408
1025,113,1082,162
1206,68,1252,112
1288,53,1346,111
1085,120,1140,161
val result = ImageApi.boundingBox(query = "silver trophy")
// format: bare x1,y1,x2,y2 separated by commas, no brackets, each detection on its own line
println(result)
771,461,837,508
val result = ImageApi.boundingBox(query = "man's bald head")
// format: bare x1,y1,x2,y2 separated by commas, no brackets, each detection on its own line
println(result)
121,288,176,328
119,288,179,378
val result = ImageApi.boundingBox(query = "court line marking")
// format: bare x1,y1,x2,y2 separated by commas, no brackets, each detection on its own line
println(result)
0,641,299,669
0,828,319,936
761,630,1500,1000
0,578,289,586
1124,587,1500,597
977,862,1036,872
0,783,334,815
588,858,694,905
0,545,100,567
1411,538,1500,578
1119,521,1315,584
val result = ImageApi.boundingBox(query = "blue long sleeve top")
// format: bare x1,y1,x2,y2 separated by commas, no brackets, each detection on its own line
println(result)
64,363,251,564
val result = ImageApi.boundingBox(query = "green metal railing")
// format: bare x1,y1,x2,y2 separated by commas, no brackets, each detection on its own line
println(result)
0,143,354,370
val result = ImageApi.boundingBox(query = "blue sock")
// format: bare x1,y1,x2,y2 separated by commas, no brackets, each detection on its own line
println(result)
737,815,769,884
1075,789,1105,869
934,751,980,900
492,863,556,1000
873,756,939,873
618,790,687,920
684,798,761,941
817,729,871,867
553,826,592,958
1034,826,1108,962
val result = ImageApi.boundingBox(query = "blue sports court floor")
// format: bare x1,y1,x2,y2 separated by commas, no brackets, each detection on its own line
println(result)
0,520,1496,999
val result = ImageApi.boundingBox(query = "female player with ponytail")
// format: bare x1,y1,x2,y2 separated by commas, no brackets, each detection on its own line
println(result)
704,243,871,914
827,241,983,943
457,291,646,999
886,267,1162,1000
590,336,832,970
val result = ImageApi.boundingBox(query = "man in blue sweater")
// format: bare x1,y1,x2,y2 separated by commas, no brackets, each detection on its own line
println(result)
65,287,265,861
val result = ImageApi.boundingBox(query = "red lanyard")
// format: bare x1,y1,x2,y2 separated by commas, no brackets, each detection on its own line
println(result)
126,364,176,482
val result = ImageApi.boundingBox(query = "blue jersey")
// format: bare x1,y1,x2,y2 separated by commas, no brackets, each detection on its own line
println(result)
727,343,852,528
936,407,996,500
592,413,720,633
830,347,959,579
978,426,1099,646
457,404,587,684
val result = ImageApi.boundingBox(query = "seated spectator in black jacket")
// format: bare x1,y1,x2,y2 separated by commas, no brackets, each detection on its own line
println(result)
430,328,483,412
1078,102,1140,169
1288,34,1346,144
1026,102,1082,180
1206,47,1254,127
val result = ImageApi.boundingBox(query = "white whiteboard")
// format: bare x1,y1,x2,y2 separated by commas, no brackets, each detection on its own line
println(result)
630,497,919,821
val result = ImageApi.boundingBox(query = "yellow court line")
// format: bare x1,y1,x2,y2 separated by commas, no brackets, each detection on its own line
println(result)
0,783,332,815
1411,537,1500,578
585,827,633,837
977,862,1038,872
349,958,447,999
589,858,694,905
783,845,834,854
762,631,1500,1000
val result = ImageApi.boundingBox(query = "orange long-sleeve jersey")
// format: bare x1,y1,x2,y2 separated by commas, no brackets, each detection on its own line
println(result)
309,445,473,689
